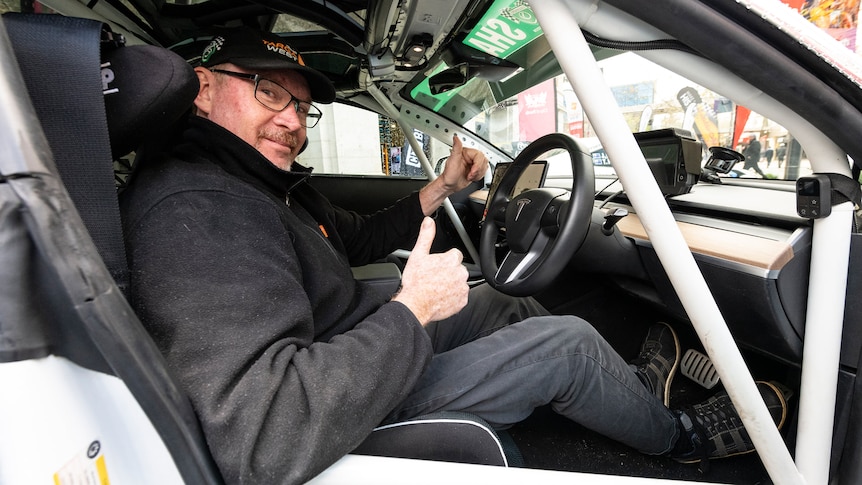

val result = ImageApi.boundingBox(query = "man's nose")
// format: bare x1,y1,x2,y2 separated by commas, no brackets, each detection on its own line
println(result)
274,104,303,129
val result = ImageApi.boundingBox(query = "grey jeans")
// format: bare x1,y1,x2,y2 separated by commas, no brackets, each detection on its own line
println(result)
386,284,679,455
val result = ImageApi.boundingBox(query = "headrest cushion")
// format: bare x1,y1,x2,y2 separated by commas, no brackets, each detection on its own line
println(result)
102,44,199,158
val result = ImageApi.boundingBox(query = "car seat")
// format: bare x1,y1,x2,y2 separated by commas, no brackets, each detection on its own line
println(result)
2,12,223,485
0,12,519,484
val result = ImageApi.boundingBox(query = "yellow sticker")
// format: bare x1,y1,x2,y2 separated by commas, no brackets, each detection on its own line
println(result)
53,440,110,485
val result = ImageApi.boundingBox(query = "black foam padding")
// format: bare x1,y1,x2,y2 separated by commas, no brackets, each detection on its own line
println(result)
102,44,199,158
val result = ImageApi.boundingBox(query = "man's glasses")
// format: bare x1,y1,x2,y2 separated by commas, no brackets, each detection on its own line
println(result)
210,69,323,128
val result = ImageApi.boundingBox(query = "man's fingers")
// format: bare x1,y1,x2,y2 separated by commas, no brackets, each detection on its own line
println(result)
468,153,487,181
411,217,437,256
451,134,463,154
444,247,464,265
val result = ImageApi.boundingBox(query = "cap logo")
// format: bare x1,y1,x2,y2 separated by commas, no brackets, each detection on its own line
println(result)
202,35,225,64
261,40,305,66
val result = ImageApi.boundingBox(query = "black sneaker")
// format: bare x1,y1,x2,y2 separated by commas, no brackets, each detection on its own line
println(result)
672,381,788,465
631,322,680,406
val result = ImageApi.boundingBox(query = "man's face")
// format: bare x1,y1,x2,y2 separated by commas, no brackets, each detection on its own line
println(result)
194,64,311,171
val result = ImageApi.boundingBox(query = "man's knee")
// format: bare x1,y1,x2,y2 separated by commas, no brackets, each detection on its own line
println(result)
516,315,605,352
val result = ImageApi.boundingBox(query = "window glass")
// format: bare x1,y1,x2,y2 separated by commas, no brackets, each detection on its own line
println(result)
406,0,852,183
463,52,810,182
411,49,810,182
301,103,451,177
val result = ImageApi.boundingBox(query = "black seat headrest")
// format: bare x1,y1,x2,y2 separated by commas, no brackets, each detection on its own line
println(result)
102,42,199,158
4,13,200,293
3,12,199,159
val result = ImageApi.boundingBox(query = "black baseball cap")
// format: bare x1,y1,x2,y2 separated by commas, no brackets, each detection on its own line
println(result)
200,27,336,104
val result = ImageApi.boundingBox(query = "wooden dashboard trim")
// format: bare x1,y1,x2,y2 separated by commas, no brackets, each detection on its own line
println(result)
616,213,794,271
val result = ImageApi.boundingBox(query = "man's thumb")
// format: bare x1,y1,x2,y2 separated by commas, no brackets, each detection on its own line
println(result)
412,217,436,255
452,134,463,153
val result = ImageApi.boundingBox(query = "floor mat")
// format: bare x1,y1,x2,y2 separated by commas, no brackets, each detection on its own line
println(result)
516,278,790,483
509,405,773,483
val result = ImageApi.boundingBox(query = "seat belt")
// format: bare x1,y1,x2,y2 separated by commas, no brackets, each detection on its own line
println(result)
5,14,130,296
4,14,225,484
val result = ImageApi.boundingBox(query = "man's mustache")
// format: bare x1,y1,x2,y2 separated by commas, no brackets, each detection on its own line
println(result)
259,129,300,149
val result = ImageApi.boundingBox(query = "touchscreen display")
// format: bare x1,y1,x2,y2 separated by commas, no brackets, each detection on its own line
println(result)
483,160,548,218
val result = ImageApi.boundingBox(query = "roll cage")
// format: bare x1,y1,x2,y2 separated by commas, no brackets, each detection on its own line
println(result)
2,0,862,484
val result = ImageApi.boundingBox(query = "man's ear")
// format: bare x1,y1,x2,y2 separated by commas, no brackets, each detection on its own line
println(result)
193,66,214,117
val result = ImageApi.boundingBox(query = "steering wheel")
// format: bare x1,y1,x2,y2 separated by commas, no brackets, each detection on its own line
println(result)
480,133,595,296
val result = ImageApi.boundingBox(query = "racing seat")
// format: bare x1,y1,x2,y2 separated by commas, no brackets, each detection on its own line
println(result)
2,13,518,483
3,13,223,484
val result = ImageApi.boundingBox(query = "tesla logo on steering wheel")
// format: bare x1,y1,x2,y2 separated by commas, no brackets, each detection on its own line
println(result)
515,198,531,221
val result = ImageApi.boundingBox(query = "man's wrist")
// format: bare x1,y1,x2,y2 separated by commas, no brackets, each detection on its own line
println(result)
428,176,456,195
419,178,454,216
391,292,430,326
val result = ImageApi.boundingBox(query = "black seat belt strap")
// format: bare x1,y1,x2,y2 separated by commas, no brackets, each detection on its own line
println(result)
5,14,129,296
824,173,862,208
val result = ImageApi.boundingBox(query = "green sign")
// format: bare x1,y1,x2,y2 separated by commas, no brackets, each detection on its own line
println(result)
410,0,542,112
462,0,542,59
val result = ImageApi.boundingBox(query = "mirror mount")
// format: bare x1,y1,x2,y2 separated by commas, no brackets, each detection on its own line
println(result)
428,40,520,95
429,63,470,95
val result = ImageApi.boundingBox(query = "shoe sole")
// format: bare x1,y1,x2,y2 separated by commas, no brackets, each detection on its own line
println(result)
759,380,788,430
660,322,681,407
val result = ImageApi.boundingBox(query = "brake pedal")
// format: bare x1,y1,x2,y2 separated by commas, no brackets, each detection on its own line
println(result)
680,349,720,389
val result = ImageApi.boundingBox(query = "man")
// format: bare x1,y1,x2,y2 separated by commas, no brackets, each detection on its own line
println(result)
121,28,787,484
742,135,766,177
777,140,788,168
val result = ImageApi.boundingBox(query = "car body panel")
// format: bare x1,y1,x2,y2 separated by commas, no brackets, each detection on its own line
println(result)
2,0,862,483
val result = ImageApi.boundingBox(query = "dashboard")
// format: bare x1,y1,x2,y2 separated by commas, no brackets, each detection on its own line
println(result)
469,143,814,366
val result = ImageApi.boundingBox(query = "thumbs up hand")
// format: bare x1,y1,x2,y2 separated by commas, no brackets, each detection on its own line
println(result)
439,134,489,193
392,218,469,326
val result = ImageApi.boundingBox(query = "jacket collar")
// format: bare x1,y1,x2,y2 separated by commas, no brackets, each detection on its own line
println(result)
177,117,311,200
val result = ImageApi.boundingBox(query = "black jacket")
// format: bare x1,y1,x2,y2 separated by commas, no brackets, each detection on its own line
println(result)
121,117,433,484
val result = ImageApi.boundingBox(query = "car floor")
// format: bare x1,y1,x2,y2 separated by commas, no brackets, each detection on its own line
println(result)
508,277,797,483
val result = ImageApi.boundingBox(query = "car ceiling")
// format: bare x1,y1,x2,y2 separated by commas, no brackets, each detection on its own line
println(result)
46,0,862,167
60,0,492,92
76,0,483,59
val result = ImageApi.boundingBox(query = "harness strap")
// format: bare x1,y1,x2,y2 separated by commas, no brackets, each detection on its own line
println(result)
823,172,862,209
5,14,129,296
